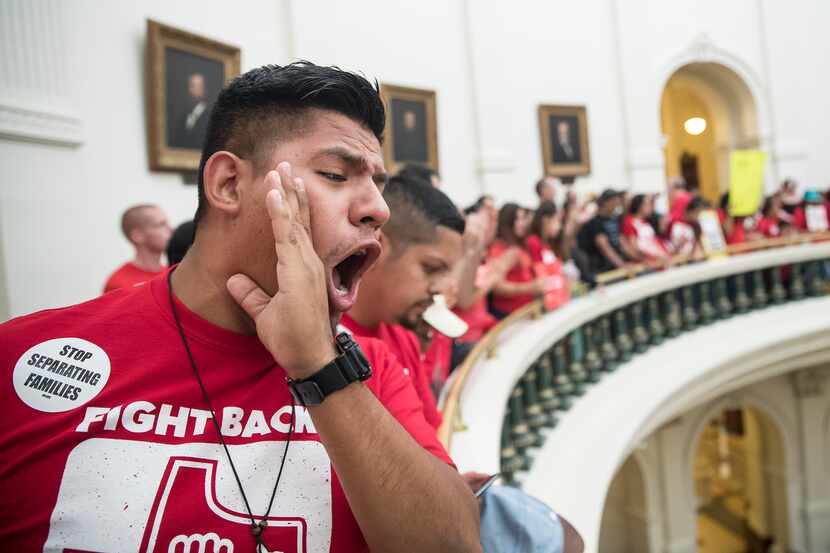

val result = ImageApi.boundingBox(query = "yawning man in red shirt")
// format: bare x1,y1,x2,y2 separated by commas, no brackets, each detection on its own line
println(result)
0,63,481,553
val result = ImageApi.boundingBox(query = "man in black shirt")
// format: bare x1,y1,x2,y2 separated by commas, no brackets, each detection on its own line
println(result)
577,189,629,276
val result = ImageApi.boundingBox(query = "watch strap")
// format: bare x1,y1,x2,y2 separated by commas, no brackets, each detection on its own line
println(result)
288,334,371,405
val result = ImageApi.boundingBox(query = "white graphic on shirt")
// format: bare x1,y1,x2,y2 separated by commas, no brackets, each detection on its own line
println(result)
168,531,233,553
12,337,110,412
75,402,317,437
43,439,331,553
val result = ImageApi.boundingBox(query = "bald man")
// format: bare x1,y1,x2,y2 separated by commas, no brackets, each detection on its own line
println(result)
103,204,172,292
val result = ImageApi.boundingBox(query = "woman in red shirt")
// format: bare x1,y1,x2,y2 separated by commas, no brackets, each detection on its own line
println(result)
755,195,783,238
526,201,562,263
620,194,671,268
527,201,570,310
489,203,544,317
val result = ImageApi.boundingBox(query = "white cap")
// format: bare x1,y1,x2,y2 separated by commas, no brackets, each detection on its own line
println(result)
422,294,469,338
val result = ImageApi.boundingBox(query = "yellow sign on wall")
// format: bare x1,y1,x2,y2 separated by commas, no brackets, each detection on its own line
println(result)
729,150,767,217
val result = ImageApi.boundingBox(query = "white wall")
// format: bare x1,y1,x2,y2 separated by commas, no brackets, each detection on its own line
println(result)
467,0,629,205
2,0,830,318
287,0,483,208
762,0,830,189
0,0,290,317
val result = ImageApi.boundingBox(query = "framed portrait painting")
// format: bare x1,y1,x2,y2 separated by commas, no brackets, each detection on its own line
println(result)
379,84,439,175
146,20,240,172
538,104,591,177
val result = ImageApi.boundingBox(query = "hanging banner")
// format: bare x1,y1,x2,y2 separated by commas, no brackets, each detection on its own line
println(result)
728,150,767,217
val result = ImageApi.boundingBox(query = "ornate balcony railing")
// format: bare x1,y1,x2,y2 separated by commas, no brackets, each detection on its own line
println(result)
437,233,830,484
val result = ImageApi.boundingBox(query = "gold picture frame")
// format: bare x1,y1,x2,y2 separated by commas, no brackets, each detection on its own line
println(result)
379,84,439,175
146,20,240,172
538,104,591,177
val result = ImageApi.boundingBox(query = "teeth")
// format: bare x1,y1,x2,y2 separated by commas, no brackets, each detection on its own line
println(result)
337,283,348,294
355,249,366,257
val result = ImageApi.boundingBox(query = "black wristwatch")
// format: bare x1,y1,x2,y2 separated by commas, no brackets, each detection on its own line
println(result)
287,333,372,405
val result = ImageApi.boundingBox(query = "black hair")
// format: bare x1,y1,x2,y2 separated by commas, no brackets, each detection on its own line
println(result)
397,164,439,185
686,196,708,213
530,201,557,237
463,194,494,215
628,194,647,216
195,61,386,224
761,195,776,217
166,220,195,265
535,178,550,197
719,192,730,211
496,203,524,245
381,174,465,254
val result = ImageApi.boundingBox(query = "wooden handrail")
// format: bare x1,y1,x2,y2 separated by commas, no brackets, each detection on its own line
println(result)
724,230,830,254
437,299,543,445
594,231,830,285
437,231,830,449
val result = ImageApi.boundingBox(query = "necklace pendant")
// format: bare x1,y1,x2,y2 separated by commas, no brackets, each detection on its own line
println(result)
251,520,267,537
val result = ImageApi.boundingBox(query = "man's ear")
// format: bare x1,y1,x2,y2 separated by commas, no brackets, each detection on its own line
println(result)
128,228,144,246
202,151,248,218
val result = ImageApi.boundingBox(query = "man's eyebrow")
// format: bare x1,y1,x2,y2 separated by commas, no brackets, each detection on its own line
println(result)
315,146,364,166
423,255,450,270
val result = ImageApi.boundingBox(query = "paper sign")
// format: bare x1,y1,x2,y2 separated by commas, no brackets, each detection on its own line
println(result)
698,209,727,257
729,150,767,217
806,205,829,232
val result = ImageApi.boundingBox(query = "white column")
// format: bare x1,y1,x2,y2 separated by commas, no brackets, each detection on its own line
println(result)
0,0,82,146
656,424,698,553
791,367,830,553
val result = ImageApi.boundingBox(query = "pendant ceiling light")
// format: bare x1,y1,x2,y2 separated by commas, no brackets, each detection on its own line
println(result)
684,117,707,135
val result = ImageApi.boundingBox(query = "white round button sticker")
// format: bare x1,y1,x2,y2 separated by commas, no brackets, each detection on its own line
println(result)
12,337,111,413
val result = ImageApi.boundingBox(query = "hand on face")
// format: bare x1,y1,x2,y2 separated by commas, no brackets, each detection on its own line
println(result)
462,212,487,255
226,162,337,379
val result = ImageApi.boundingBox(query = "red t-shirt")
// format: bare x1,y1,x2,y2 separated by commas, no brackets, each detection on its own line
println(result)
525,235,569,310
792,207,806,231
620,216,667,259
339,314,442,430
669,191,692,221
667,218,697,256
422,332,453,394
717,209,747,245
103,261,164,293
453,265,498,343
488,240,534,314
794,204,830,233
0,272,451,553
755,216,781,238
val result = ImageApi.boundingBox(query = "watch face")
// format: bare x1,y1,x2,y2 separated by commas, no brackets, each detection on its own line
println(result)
335,332,355,352
352,346,372,380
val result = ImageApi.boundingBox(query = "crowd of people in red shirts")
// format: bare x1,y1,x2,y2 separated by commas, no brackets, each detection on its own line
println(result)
454,176,830,333
101,173,830,403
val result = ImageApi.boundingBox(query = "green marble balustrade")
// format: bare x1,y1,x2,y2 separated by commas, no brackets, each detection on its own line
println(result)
499,256,830,483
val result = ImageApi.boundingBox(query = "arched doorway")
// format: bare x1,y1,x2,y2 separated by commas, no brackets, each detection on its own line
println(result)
598,455,650,553
692,406,789,553
660,63,759,204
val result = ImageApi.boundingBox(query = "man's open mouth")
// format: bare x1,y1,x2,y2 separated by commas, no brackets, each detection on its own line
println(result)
328,241,381,312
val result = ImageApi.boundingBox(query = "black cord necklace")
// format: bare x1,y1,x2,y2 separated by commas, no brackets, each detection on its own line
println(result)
167,270,294,552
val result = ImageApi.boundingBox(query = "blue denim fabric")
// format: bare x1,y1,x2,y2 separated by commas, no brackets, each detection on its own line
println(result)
480,485,564,553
